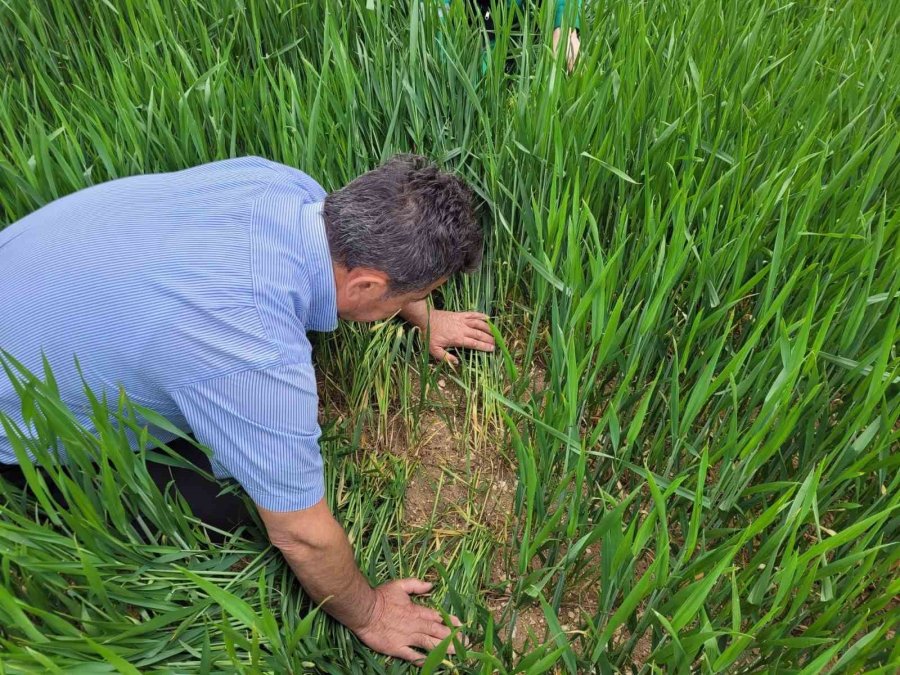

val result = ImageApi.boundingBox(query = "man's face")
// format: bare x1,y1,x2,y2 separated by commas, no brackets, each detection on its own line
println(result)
333,264,446,322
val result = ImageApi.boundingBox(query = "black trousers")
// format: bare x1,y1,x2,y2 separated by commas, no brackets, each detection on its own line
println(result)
0,437,253,536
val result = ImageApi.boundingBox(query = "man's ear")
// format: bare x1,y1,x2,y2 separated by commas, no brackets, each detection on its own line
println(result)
345,268,391,299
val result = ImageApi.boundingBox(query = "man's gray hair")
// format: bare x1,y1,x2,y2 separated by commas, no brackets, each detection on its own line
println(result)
322,154,482,294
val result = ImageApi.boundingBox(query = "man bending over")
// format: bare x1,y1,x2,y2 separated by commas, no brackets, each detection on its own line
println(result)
0,154,495,663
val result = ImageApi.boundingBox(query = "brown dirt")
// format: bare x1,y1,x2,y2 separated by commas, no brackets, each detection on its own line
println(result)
502,604,551,653
228,555,253,573
611,625,654,670
401,414,466,531
633,558,654,664
399,412,516,541
530,362,548,396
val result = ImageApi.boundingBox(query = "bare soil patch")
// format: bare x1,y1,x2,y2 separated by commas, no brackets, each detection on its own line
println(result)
400,412,515,538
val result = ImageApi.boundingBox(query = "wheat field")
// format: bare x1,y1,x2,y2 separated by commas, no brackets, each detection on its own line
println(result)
0,0,898,672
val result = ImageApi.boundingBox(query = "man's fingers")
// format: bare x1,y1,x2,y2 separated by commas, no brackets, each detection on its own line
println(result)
432,346,458,365
415,604,443,624
430,622,452,640
413,633,456,655
393,646,426,666
466,323,495,341
465,312,490,321
465,317,494,334
462,335,495,352
397,578,433,595
449,615,463,627
415,634,441,650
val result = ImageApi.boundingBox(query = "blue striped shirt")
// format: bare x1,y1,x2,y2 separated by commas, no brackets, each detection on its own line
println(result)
0,157,336,511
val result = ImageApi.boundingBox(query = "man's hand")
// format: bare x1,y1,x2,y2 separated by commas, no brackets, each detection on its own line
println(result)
400,301,495,365
259,501,462,665
423,310,495,364
356,578,463,665
552,28,580,73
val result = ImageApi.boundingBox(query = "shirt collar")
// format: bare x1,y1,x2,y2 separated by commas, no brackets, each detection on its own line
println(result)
299,201,338,332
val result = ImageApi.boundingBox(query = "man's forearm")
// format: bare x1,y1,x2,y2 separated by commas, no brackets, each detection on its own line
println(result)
261,501,376,631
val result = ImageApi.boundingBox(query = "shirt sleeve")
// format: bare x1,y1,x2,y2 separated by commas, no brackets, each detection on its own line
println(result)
170,362,324,512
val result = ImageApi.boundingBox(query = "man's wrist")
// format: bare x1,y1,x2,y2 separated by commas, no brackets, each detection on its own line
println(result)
348,583,380,633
